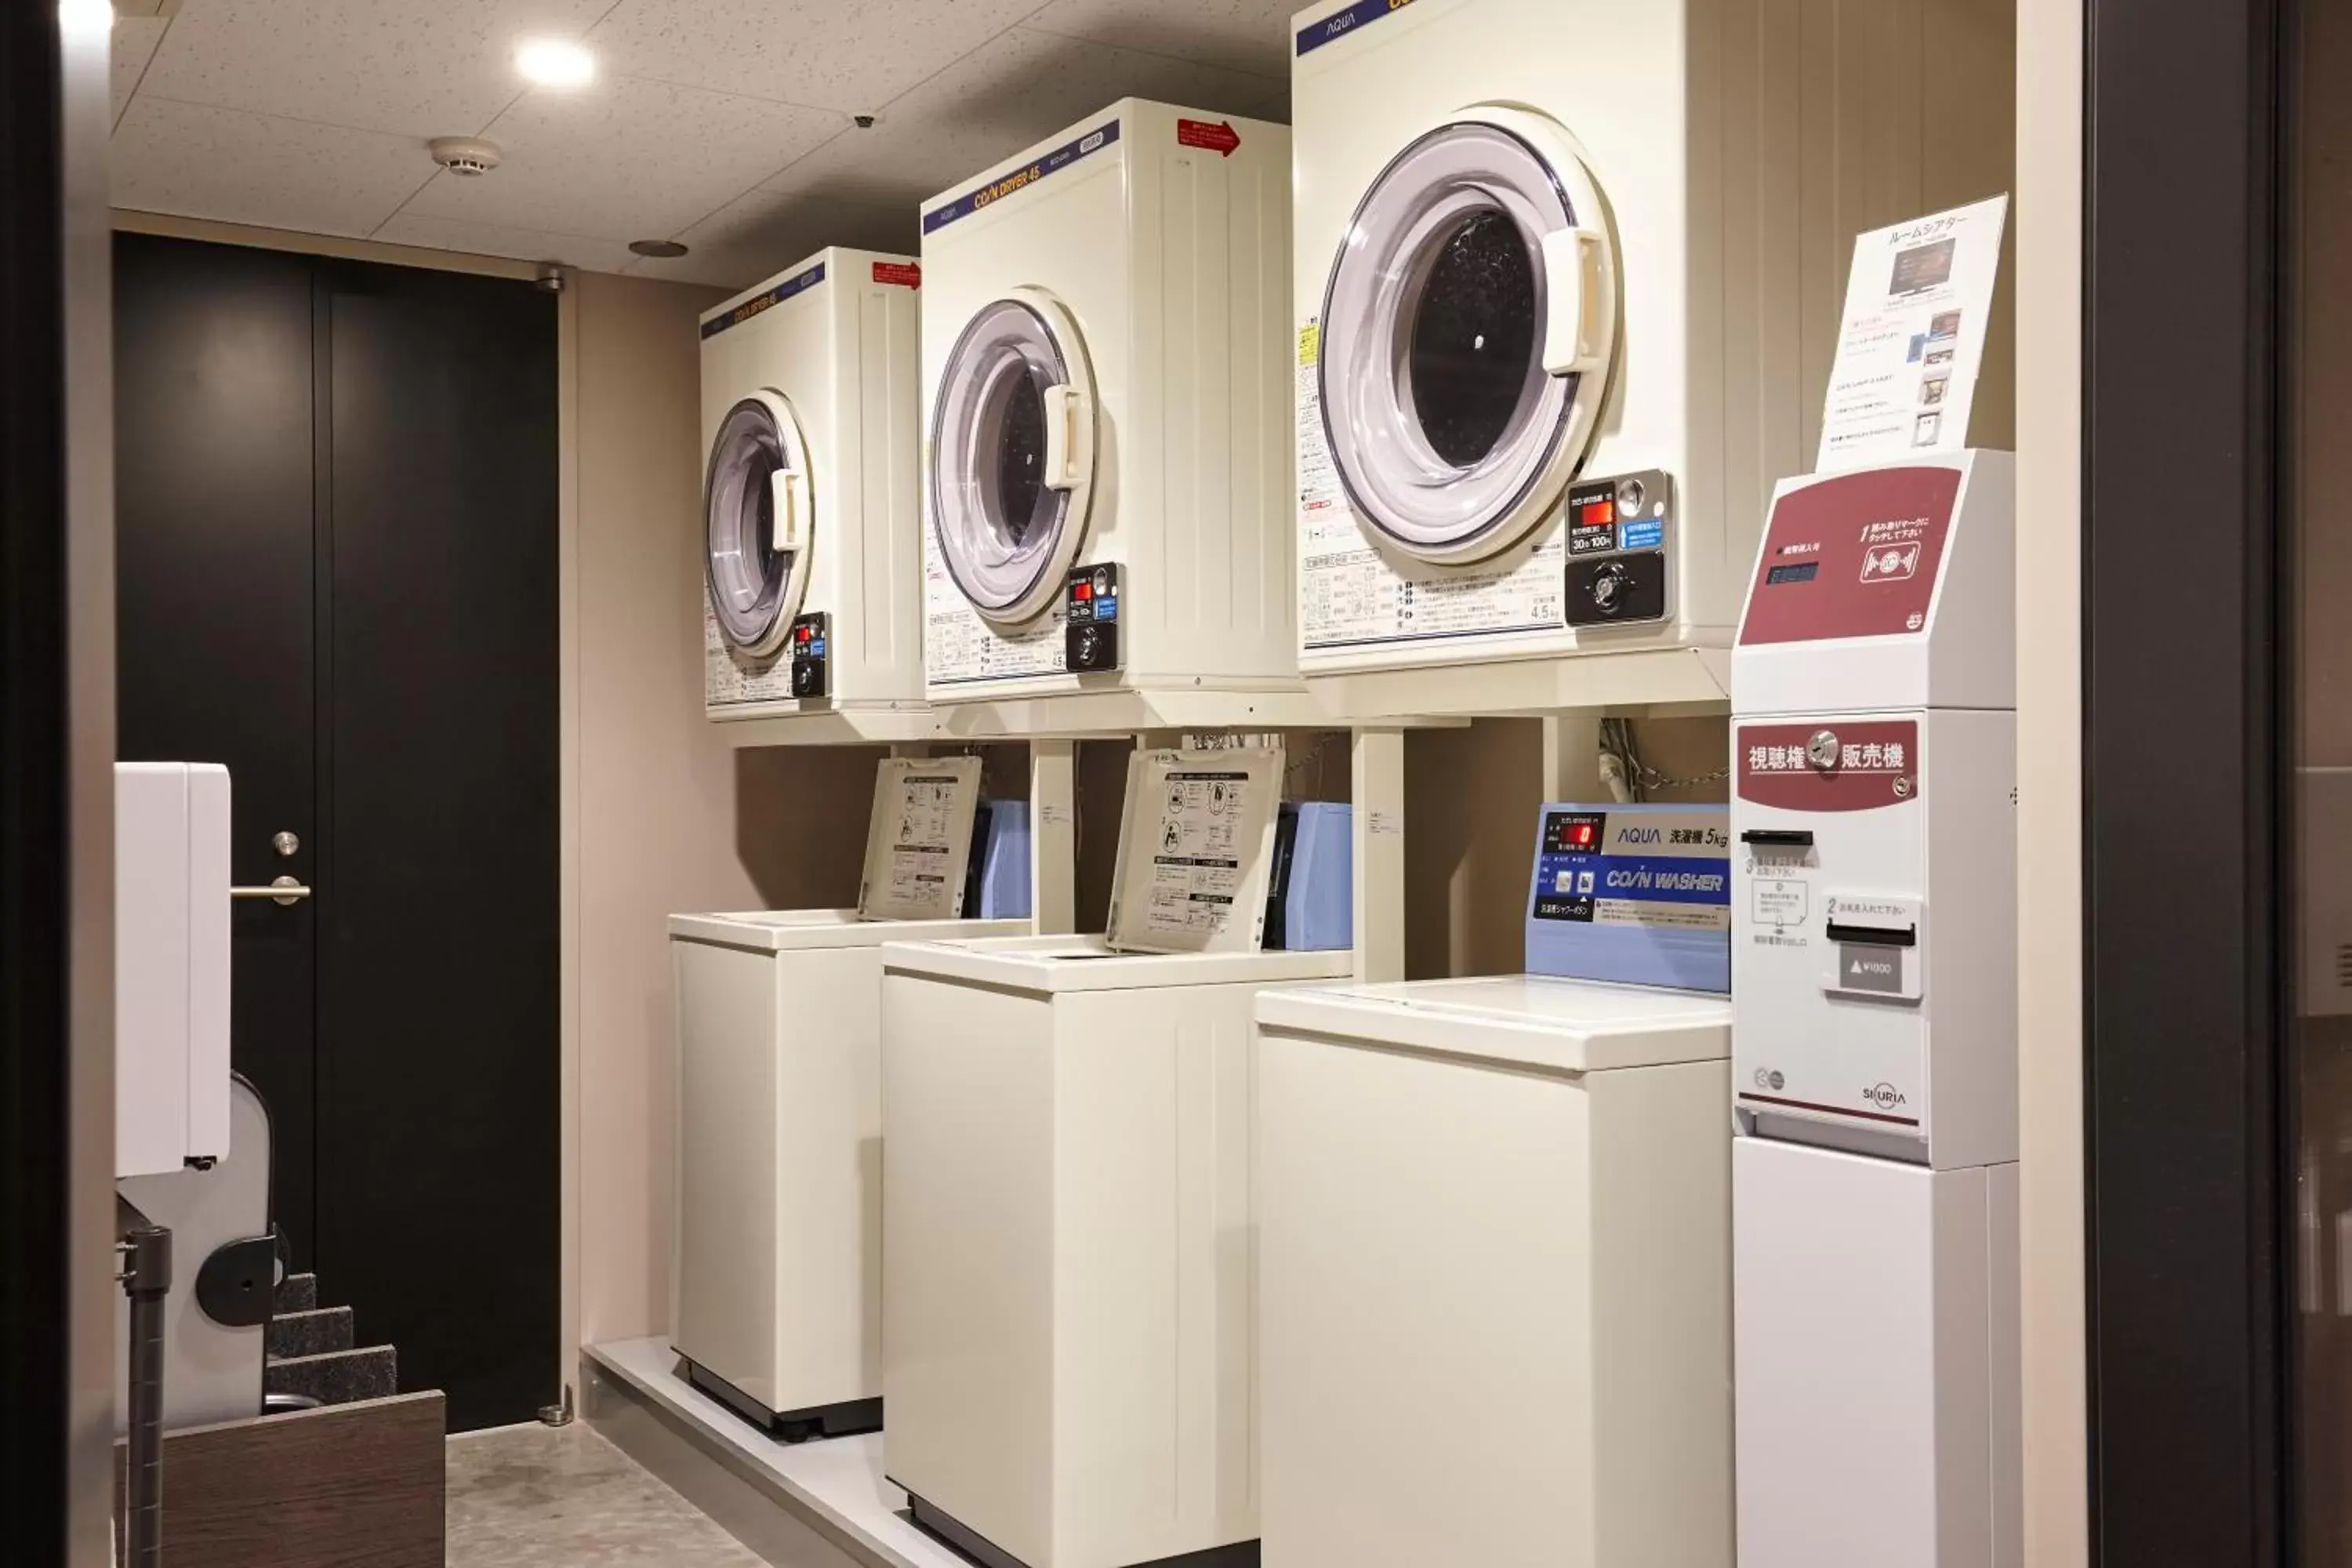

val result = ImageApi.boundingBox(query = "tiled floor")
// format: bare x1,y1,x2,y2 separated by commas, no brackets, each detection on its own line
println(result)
447,1421,763,1568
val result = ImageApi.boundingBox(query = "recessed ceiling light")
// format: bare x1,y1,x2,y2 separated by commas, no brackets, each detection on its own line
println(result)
629,239,689,260
516,38,594,89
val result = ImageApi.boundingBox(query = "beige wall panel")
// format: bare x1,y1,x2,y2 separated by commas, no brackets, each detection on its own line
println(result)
2014,0,2086,1559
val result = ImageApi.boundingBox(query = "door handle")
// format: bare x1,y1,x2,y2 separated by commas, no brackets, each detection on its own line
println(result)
231,877,312,907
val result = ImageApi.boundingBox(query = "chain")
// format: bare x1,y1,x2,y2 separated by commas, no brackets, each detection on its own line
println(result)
1625,757,1732,790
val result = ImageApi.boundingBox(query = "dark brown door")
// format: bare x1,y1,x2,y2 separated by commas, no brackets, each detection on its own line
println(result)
113,234,559,1431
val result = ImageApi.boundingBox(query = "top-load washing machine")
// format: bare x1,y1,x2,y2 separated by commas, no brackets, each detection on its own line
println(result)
669,757,1031,1439
1254,800,1737,1567
878,746,1353,1568
919,100,1298,704
700,246,924,720
1289,0,1970,697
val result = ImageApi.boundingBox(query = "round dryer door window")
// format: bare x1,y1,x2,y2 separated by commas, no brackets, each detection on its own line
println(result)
1319,112,1620,566
704,391,816,659
930,291,1098,626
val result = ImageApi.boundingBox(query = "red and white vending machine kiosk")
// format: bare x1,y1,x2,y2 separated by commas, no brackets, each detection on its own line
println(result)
1730,450,2021,1567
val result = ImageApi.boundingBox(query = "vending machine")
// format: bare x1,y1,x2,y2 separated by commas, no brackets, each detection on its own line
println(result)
1730,451,2021,1567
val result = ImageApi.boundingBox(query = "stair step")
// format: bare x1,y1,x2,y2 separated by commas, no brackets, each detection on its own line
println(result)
267,1305,354,1359
274,1272,318,1313
265,1344,396,1407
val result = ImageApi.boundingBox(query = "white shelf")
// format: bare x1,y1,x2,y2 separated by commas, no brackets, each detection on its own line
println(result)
1305,645,1733,722
583,1337,969,1568
926,684,1338,739
713,705,943,748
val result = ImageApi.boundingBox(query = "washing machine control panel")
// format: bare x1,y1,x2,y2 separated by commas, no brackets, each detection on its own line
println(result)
1564,469,1673,629
789,612,829,699
1065,564,1123,673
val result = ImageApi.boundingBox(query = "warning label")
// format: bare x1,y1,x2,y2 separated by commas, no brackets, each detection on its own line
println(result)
1175,118,1241,158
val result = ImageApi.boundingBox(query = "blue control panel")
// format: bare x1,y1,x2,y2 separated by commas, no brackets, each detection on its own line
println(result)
1524,802,1731,993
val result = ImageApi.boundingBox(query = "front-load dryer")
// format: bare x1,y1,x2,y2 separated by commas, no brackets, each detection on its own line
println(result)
1289,0,1987,694
669,757,1029,1439
700,247,924,720
919,100,1298,705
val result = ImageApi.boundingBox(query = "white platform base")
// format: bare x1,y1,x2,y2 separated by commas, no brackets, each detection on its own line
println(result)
583,1337,970,1568
1732,1140,2021,1568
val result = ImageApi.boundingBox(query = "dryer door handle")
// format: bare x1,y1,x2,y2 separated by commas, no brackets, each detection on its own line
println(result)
1540,227,1608,376
768,466,808,552
1042,383,1091,492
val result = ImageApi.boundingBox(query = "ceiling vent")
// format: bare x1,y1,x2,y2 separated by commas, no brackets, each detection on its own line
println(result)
428,137,503,177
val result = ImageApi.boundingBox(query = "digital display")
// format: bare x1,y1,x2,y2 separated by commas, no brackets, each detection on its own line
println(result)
1766,561,1820,586
1578,499,1614,526
1542,811,1608,855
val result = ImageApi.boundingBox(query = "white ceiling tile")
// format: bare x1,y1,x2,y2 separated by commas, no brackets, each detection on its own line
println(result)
401,74,844,241
758,27,1291,212
111,16,171,125
587,0,1038,114
372,212,641,274
111,97,430,238
1020,0,1301,82
628,189,918,289
138,0,613,140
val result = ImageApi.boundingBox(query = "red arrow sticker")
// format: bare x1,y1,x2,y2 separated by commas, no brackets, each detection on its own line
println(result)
872,260,921,289
1177,118,1241,158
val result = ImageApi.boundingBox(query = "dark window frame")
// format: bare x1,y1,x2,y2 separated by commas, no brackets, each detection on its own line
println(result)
0,3,73,1561
2083,0,2294,1561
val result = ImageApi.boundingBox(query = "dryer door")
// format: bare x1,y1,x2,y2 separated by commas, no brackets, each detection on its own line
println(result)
705,390,815,659
1319,109,1619,566
929,289,1098,626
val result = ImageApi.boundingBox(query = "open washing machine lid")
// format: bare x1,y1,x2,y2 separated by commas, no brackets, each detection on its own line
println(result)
856,756,984,923
705,390,815,658
1319,107,1618,567
1102,748,1284,957
929,288,1098,626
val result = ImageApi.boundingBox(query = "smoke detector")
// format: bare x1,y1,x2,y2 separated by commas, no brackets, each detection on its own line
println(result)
428,137,503,177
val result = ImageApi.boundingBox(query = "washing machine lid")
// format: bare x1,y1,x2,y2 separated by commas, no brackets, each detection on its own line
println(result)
878,932,1350,993
704,390,815,658
929,289,1098,626
1318,107,1618,566
1256,976,1732,1074
1103,748,1284,957
856,756,984,923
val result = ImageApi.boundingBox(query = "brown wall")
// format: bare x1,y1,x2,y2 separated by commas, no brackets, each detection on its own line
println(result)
567,272,900,1361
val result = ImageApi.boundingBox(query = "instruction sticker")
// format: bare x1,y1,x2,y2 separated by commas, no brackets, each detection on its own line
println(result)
923,524,1065,684
1295,317,1569,651
703,604,793,705
1144,771,1255,938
